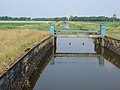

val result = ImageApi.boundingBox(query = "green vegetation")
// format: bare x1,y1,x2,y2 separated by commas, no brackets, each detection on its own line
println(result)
68,21,120,39
0,16,120,22
0,21,53,30
69,16,119,22
0,16,68,21
0,21,66,30
0,21,120,39
0,21,120,74
68,22,99,30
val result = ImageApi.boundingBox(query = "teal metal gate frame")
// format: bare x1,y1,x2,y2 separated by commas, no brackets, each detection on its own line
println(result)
50,24,107,52
50,24,106,36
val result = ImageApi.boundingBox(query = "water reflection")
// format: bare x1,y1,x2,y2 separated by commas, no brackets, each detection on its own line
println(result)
50,56,105,66
95,45,120,69
33,54,120,90
98,56,104,66
55,37,96,53
22,48,54,90
24,38,120,90
62,21,70,29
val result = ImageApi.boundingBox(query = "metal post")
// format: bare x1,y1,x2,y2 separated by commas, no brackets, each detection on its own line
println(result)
100,37,105,47
54,37,57,53
50,24,55,35
100,24,106,35
100,24,106,47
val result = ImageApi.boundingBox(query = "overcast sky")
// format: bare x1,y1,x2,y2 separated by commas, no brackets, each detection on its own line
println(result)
0,0,120,18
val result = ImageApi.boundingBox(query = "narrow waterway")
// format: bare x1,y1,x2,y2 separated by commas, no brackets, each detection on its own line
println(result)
25,37,120,90
56,38,96,53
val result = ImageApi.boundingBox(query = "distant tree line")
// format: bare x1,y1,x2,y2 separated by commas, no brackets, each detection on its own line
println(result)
69,16,120,22
0,16,120,22
32,17,68,21
0,16,31,21
0,16,68,21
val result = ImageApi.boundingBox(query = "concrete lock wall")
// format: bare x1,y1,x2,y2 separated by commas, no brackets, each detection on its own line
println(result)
104,36,120,55
95,36,120,55
95,44,120,68
0,36,53,90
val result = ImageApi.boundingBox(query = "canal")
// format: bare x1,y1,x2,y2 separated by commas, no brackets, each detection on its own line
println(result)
23,37,120,90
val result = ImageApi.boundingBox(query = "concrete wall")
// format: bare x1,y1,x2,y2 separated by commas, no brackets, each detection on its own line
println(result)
95,36,120,55
0,36,53,90
104,36,120,55
95,44,120,68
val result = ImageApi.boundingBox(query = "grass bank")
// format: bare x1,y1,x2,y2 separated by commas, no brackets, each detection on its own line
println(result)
0,29,50,75
68,21,120,39
0,21,55,30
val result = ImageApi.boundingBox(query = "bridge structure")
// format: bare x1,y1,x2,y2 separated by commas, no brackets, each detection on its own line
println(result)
50,24,106,47
50,24,107,59
50,24,106,38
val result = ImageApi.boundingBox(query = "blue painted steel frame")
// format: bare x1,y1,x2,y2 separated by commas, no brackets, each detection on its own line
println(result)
100,24,106,35
58,30,98,33
50,24,55,35
50,24,106,35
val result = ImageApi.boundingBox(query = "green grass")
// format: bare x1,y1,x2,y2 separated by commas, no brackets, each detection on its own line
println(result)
0,21,55,30
67,21,120,39
0,21,120,39
68,22,99,30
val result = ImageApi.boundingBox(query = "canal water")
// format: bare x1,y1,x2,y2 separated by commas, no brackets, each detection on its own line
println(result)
25,38,120,90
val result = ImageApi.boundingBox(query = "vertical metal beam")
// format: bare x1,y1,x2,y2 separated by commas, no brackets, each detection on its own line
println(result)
100,38,105,47
100,24,106,47
54,37,57,54
100,24,106,35
50,24,55,35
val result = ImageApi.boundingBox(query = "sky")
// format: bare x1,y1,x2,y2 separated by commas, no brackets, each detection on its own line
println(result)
0,0,120,18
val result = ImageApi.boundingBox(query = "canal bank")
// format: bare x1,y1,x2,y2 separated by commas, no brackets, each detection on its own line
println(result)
95,36,120,55
0,36,53,90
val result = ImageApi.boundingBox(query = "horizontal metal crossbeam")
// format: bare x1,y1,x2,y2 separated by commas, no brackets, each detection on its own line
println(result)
56,30,99,33
54,35,101,38
54,53,101,57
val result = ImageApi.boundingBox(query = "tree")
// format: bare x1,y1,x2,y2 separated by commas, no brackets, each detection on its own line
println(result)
69,15,74,21
111,13,117,22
